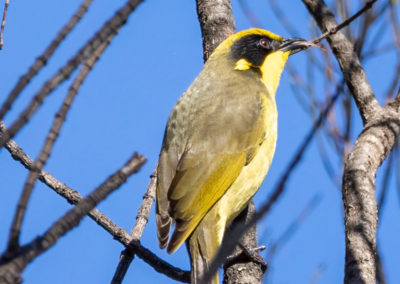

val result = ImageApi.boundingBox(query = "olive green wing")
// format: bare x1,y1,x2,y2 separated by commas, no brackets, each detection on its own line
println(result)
166,149,249,253
156,63,271,253
156,135,252,252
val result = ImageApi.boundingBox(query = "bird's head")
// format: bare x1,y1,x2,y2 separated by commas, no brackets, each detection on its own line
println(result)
210,28,310,95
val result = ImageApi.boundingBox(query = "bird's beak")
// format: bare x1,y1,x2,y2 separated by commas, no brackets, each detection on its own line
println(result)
278,37,310,55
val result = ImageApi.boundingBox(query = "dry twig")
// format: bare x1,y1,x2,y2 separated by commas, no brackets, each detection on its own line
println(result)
0,152,146,283
0,0,144,150
0,0,93,120
0,122,190,282
111,171,157,284
0,0,9,49
5,29,116,256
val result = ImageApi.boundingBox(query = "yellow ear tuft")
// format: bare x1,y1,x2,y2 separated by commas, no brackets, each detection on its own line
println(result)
234,58,252,71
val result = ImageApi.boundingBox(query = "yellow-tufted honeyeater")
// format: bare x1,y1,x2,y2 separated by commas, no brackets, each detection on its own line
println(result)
156,29,310,283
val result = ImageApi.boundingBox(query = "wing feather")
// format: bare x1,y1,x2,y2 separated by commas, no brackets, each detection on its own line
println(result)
167,151,247,253
156,61,271,253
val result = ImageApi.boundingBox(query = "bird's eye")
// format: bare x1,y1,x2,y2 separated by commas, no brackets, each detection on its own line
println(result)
259,38,270,49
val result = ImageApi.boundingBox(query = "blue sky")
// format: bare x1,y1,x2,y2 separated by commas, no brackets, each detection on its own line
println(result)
1,0,399,283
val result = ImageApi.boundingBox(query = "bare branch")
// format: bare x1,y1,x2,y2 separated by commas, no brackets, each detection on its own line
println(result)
0,0,9,49
238,0,262,28
302,1,400,283
223,201,265,284
267,194,322,260
311,0,377,45
391,87,400,112
0,0,93,120
0,123,189,282
0,0,144,150
130,171,157,240
0,152,146,283
341,111,399,283
303,0,381,124
377,152,394,218
309,263,327,284
268,0,300,37
376,245,387,284
5,31,115,255
126,241,190,283
111,171,157,284
196,0,236,61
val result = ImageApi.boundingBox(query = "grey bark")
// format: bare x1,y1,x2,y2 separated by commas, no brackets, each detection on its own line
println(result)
223,201,265,284
196,0,236,61
302,0,400,283
342,106,399,283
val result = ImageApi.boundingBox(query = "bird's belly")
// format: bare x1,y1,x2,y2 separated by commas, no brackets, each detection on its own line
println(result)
211,124,277,242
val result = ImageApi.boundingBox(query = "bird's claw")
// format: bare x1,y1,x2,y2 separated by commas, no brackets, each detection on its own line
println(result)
224,243,268,272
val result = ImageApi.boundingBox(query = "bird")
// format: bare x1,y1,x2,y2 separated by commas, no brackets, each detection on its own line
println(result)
155,28,310,283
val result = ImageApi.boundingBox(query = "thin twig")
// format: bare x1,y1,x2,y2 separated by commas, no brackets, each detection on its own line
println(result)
5,33,115,255
268,0,300,37
310,0,378,44
0,153,146,283
0,0,93,120
393,87,400,111
111,171,157,284
376,244,387,284
309,263,327,284
263,194,322,284
397,145,400,206
32,152,146,259
0,0,9,49
377,151,394,219
0,123,189,282
0,0,144,150
303,0,380,124
238,0,262,27
126,241,190,283
130,171,157,240
267,193,322,260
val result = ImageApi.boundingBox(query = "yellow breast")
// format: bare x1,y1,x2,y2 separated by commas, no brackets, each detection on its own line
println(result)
205,92,278,243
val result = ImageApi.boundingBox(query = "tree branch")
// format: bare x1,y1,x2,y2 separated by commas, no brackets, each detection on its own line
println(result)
311,0,377,45
222,201,265,284
0,0,9,50
0,152,146,283
301,1,400,283
0,0,144,150
5,30,115,256
0,122,190,283
196,0,236,61
390,87,400,112
302,0,381,124
341,109,399,283
111,171,157,284
0,0,93,120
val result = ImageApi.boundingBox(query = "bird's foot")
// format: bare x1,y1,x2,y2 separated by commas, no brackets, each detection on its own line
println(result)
224,244,267,272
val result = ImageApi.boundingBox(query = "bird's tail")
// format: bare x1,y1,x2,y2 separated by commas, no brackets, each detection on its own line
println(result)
187,215,223,284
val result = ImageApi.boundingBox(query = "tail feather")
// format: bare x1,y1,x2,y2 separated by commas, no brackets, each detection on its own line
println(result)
187,215,223,284
156,213,172,249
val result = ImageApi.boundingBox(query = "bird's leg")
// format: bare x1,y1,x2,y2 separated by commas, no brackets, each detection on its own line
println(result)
224,243,267,272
